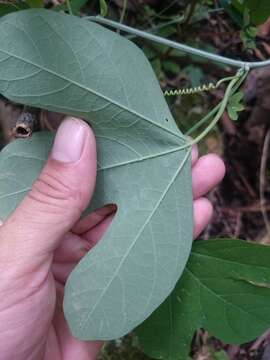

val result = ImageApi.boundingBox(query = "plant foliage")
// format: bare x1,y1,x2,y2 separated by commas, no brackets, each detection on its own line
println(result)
136,239,270,359
0,9,193,341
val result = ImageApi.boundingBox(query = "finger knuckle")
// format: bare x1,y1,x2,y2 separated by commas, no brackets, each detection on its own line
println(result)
29,171,83,214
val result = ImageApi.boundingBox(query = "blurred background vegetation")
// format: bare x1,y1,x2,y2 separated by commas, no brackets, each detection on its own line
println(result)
1,0,270,358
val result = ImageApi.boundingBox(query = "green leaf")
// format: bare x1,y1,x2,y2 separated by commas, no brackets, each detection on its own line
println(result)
0,9,193,341
136,239,270,360
151,58,162,78
246,26,258,37
26,0,43,8
213,350,229,360
0,2,29,16
0,4,19,17
227,106,238,121
163,61,180,75
246,0,270,25
183,65,204,87
157,26,176,38
219,0,244,27
227,91,244,120
243,7,251,27
69,0,88,14
229,91,244,105
99,0,108,17
232,0,245,13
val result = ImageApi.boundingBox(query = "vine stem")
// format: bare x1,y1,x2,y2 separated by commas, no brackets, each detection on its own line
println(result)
185,68,249,136
189,71,244,146
126,16,184,40
185,105,220,136
86,16,270,69
179,69,246,149
189,75,239,146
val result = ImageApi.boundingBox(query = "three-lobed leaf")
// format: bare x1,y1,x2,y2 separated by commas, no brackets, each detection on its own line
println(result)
227,91,244,121
136,239,270,359
0,9,193,340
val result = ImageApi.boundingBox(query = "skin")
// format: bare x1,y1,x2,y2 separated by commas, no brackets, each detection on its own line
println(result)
0,118,225,360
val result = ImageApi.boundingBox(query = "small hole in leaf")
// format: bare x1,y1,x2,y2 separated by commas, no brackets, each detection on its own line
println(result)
165,118,169,122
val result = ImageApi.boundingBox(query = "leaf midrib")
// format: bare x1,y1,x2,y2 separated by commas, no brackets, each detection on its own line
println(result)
77,149,191,332
186,267,270,329
3,144,187,172
191,251,270,273
0,48,183,142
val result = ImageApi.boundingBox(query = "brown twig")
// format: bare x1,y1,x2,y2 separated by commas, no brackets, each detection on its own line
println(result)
13,110,37,138
0,96,39,143
222,204,270,214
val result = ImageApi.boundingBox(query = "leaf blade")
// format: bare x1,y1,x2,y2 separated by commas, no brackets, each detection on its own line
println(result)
136,239,270,359
0,9,193,340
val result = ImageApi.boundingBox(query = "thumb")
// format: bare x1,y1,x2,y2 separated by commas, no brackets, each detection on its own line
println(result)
0,117,96,267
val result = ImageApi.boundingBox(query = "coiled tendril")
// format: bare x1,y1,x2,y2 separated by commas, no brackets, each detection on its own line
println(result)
164,71,243,97
164,82,217,96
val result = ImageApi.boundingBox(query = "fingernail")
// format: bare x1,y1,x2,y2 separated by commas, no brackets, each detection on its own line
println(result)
96,204,117,217
51,118,87,163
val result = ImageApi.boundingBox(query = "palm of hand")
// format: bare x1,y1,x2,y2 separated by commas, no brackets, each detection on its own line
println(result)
0,148,224,360
44,149,225,359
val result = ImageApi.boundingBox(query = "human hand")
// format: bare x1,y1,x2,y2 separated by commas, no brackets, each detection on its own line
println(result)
0,117,225,360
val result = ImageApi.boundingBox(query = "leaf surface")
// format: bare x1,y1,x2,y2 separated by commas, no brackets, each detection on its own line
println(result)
0,9,193,340
136,239,270,359
246,0,270,25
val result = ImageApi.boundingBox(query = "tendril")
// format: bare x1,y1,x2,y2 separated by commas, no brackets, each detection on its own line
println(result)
164,82,217,96
164,69,245,97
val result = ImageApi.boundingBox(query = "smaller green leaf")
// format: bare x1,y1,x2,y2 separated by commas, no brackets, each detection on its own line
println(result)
240,29,256,49
136,239,270,360
228,105,239,121
99,0,108,17
227,91,245,120
213,350,229,360
143,46,156,61
235,103,245,112
163,61,180,75
158,26,176,38
183,65,204,87
220,0,244,27
26,0,43,8
246,26,258,37
151,58,162,78
151,42,169,55
243,7,251,27
232,0,245,13
246,0,270,25
0,2,29,16
230,91,244,104
0,4,18,16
